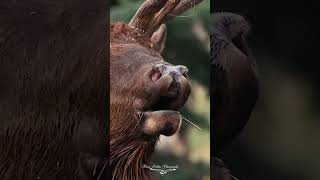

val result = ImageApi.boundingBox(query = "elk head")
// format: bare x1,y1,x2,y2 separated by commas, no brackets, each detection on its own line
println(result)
110,0,203,179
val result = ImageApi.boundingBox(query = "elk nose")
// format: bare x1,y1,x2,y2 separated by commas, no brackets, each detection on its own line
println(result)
151,63,189,98
167,65,188,81
176,65,188,74
174,65,188,79
153,64,188,81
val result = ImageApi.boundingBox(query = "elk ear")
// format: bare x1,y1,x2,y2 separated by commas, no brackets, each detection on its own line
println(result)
151,24,167,53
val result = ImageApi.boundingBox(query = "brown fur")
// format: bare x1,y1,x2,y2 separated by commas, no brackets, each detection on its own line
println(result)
0,0,108,179
111,23,153,48
110,21,189,179
110,32,161,179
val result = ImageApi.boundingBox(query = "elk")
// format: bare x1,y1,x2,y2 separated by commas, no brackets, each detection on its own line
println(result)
210,12,259,179
110,0,203,179
211,12,259,154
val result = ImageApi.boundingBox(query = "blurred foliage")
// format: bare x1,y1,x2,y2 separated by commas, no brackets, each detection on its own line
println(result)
111,0,210,179
214,1,320,180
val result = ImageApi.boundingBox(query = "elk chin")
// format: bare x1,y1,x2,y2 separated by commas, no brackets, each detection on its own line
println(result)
142,110,182,136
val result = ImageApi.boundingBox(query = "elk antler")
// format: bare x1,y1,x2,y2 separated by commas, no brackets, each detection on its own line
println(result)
168,0,203,19
129,0,204,36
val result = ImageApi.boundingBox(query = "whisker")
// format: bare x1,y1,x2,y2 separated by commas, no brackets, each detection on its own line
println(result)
231,174,240,180
168,0,196,18
182,116,202,131
129,112,144,135
97,159,108,180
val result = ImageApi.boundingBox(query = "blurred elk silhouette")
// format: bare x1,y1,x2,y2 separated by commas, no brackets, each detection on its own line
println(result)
211,12,259,179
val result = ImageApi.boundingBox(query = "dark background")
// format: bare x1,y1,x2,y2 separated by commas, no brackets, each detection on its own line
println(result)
213,1,320,180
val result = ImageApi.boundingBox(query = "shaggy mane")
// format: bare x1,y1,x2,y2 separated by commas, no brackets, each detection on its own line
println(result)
0,0,108,178
110,136,157,180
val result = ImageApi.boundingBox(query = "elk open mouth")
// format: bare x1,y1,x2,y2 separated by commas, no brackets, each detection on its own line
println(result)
141,64,191,136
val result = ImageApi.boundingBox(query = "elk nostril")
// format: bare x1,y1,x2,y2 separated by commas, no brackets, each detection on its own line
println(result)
182,73,187,78
151,69,162,81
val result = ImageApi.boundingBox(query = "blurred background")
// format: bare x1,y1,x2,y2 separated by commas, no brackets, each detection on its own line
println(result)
111,0,210,179
213,1,320,180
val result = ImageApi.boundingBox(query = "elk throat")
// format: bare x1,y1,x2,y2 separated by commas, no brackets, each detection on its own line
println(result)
110,136,158,180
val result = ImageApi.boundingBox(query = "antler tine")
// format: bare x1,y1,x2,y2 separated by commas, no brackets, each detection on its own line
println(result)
129,0,204,36
148,0,180,36
129,0,168,32
167,0,204,19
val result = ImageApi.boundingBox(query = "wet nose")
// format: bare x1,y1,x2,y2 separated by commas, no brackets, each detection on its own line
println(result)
153,64,188,81
149,63,191,110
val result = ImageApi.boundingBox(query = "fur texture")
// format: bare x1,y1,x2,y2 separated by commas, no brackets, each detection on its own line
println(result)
0,0,108,179
110,23,190,180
